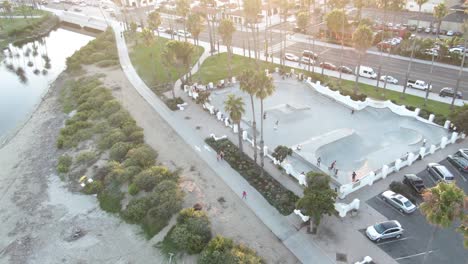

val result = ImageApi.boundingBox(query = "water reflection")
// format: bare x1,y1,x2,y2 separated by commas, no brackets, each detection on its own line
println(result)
0,28,94,140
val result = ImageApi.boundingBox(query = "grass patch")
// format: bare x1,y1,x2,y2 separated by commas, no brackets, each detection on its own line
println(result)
9,6,49,16
194,53,454,118
126,33,204,95
205,137,299,215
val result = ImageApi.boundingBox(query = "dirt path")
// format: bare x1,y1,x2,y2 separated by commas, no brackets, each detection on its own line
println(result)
0,74,164,264
89,65,298,264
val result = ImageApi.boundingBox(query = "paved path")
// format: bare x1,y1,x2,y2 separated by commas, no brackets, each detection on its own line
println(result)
112,23,335,264
0,15,42,18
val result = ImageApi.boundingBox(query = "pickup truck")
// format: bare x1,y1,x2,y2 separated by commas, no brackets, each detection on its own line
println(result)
407,80,431,91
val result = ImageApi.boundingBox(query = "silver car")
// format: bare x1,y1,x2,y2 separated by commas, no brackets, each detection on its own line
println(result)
381,190,416,213
366,220,404,242
427,163,455,183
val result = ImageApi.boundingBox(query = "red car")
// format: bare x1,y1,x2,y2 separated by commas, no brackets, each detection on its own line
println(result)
319,62,337,71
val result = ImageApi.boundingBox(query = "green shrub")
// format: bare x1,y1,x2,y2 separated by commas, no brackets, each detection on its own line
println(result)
133,166,175,192
83,180,104,194
101,100,122,117
108,110,135,129
98,183,123,213
150,180,184,220
205,138,298,215
76,151,97,165
199,236,263,264
124,145,157,168
57,135,64,149
96,59,118,68
57,154,73,173
128,130,144,144
128,182,139,196
122,196,152,223
109,142,133,161
170,217,212,254
165,97,184,110
98,128,126,150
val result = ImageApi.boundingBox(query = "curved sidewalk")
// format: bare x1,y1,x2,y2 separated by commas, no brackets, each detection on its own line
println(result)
111,23,335,264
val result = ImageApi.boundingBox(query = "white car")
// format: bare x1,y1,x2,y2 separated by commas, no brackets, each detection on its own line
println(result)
366,220,404,242
449,47,465,54
177,30,191,38
284,53,299,62
446,30,454,36
381,190,416,214
157,26,166,32
380,75,398,84
354,256,374,264
458,149,468,159
300,56,314,65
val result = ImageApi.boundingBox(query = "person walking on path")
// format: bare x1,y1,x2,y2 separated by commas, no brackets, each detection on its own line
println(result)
317,157,321,166
216,151,221,161
334,168,338,177
352,171,357,182
220,151,225,160
274,120,279,131
329,160,336,170
422,138,427,147
242,191,247,199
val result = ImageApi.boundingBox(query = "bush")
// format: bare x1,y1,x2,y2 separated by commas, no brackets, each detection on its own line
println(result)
389,181,418,204
108,110,135,129
83,180,104,194
272,145,293,163
199,236,263,264
205,137,298,215
128,182,139,196
96,59,118,68
165,97,184,111
124,145,157,168
109,142,133,161
169,208,212,254
122,196,152,223
98,183,123,213
133,166,175,192
98,128,126,150
76,151,97,165
57,154,73,173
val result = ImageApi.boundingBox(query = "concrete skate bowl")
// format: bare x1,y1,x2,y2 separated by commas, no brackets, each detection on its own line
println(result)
315,133,377,172
383,127,423,147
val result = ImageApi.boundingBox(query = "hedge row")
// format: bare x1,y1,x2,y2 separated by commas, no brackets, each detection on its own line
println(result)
205,137,298,215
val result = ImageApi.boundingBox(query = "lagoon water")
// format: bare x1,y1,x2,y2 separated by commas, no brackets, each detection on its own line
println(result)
0,28,93,142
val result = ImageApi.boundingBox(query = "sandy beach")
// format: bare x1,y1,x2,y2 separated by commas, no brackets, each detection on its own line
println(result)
0,63,297,263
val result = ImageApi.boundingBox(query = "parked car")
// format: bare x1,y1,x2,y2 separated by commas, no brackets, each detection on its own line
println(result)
407,79,431,91
380,75,398,84
284,53,299,61
381,190,417,213
177,30,191,38
293,26,305,33
417,26,424,32
427,163,455,183
366,220,404,242
439,87,463,99
432,28,438,35
300,56,314,65
319,62,337,71
356,66,377,79
449,47,465,54
403,174,426,193
354,256,374,264
424,49,439,57
424,27,431,33
302,50,318,60
157,26,166,32
408,25,417,31
458,149,468,159
440,29,448,35
337,65,353,74
447,154,468,173
446,30,454,36
376,41,393,50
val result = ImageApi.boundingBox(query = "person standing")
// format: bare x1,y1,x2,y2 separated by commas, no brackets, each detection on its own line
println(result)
317,157,321,166
274,120,279,131
352,171,357,182
242,191,247,199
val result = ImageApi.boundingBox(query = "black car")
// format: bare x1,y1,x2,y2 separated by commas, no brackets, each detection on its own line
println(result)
447,154,468,173
403,174,426,193
293,26,305,33
165,28,176,35
337,66,353,74
439,87,463,99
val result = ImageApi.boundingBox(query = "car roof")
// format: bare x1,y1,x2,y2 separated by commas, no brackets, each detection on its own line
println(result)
452,155,468,165
434,165,454,176
380,220,401,229
405,174,423,181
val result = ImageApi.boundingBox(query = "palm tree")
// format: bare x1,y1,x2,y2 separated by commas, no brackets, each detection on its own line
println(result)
148,11,162,37
326,9,347,81
276,0,293,66
353,0,364,21
433,2,448,37
451,19,468,111
224,94,246,153
420,182,465,264
402,0,429,97
352,24,373,93
164,40,196,97
200,0,216,54
218,19,237,78
239,69,259,163
176,0,190,42
255,71,275,170
243,0,262,62
187,13,204,45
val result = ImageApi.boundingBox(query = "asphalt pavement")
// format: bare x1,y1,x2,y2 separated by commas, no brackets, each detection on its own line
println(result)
365,155,468,264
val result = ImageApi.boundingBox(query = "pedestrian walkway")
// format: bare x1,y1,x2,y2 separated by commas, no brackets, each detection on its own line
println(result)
112,22,335,264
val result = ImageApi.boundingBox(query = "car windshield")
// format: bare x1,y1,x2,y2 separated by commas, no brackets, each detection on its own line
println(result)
414,180,424,185
446,176,455,181
404,201,413,207
374,224,386,234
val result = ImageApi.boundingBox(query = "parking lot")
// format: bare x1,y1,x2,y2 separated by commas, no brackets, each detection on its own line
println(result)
365,155,468,264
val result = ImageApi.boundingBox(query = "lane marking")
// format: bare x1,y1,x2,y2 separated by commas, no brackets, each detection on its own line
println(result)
394,250,434,260
319,48,330,55
377,237,411,245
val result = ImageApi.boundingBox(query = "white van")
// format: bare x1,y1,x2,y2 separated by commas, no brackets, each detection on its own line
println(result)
356,66,377,79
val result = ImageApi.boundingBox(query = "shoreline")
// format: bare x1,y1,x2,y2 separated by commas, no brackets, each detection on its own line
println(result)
0,73,66,150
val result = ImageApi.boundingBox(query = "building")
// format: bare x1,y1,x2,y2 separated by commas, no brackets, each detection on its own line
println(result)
120,0,157,8
407,2,468,32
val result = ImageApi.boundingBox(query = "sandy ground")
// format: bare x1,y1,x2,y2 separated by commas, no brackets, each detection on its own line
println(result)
0,65,297,263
